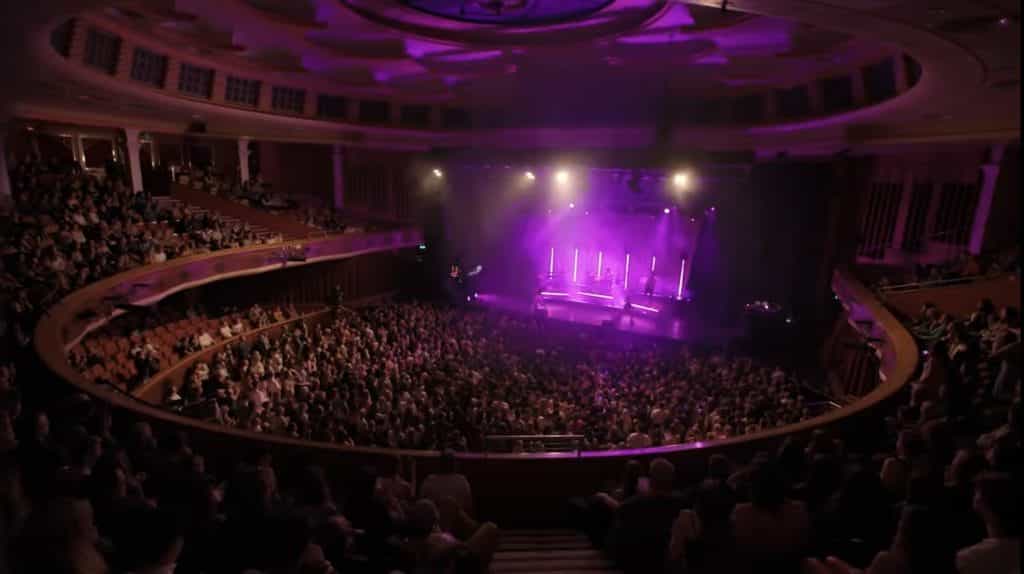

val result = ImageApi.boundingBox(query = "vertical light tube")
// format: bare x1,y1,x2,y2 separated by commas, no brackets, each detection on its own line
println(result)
651,256,657,272
549,247,555,276
572,248,579,283
597,251,603,280
624,253,631,290
676,259,686,299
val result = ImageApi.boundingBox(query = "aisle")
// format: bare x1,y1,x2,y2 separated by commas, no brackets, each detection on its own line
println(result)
490,529,621,574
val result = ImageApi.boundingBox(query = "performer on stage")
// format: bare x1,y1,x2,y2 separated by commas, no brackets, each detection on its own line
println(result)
643,272,656,298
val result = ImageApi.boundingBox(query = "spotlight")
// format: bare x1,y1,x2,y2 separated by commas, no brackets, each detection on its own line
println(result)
568,202,576,209
663,207,671,214
555,170,570,185
524,171,536,181
710,206,716,212
432,168,443,178
672,172,689,190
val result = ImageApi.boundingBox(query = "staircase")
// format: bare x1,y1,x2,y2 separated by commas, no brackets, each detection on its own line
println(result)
169,184,319,240
491,529,620,574
154,196,281,243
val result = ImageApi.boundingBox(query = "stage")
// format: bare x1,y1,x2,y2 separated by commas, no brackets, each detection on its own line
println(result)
473,291,743,344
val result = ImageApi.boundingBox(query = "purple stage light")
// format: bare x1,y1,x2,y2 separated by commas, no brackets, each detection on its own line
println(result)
676,258,686,300
663,207,671,214
650,255,656,272
632,303,659,313
596,251,603,279
549,247,555,275
569,202,575,209
572,248,579,283
579,291,614,300
624,253,631,290
539,291,569,297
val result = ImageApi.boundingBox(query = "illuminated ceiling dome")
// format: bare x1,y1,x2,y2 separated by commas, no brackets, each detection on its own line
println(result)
398,0,615,26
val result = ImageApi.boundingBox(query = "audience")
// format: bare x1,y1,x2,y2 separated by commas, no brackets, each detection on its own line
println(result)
1,158,280,354
164,302,813,451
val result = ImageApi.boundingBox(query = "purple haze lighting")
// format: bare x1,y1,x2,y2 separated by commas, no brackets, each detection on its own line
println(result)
572,248,579,283
676,259,686,300
632,303,659,313
549,247,555,275
624,253,631,290
663,207,671,214
579,291,614,300
596,251,603,279
650,256,656,272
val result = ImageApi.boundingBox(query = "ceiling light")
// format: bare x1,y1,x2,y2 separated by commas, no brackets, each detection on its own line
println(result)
432,168,443,178
554,170,570,186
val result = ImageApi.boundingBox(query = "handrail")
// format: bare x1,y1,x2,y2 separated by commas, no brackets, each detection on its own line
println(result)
878,274,988,293
35,262,917,463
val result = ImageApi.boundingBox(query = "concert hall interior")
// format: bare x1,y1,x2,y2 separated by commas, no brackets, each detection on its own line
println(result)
0,1,1020,574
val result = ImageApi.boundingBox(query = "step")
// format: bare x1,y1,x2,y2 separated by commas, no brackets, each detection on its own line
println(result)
492,557,616,573
498,541,593,552
495,549,605,561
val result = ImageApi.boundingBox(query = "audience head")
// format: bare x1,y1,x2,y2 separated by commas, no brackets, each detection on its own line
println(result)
972,472,1021,537
748,461,786,512
648,458,675,494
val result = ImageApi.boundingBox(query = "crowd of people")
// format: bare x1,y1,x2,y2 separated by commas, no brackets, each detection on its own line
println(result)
1,158,281,353
873,247,1020,290
71,302,304,391
0,360,500,573
571,295,1020,574
166,302,813,451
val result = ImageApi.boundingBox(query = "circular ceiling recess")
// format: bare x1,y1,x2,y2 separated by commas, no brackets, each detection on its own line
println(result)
401,0,615,26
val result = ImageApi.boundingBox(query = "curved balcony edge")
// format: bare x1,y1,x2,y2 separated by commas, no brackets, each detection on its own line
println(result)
35,255,918,463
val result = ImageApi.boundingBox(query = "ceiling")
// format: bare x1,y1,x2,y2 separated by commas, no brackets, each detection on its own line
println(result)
0,0,1019,153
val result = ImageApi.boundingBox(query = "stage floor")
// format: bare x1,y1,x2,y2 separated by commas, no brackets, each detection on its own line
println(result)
474,292,742,343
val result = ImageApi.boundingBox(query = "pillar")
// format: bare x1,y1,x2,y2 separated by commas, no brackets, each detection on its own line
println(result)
851,68,867,107
238,137,251,184
332,143,344,210
889,172,913,250
123,128,144,192
0,125,12,212
72,133,86,168
968,144,1006,254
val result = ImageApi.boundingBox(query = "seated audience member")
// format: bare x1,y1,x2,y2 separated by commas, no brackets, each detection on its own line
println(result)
402,499,498,574
863,505,957,574
812,468,893,568
249,510,336,574
609,458,685,574
109,504,183,574
13,497,108,574
732,461,810,572
419,450,474,533
957,473,1021,574
879,430,929,500
668,478,737,573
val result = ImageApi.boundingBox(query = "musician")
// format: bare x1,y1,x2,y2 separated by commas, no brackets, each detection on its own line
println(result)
643,272,656,297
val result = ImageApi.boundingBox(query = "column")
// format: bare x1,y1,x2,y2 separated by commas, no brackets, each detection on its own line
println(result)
893,54,909,94
851,68,867,107
889,172,913,250
72,133,87,168
968,144,1006,254
238,137,251,184
0,125,12,212
123,128,144,192
332,143,345,210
